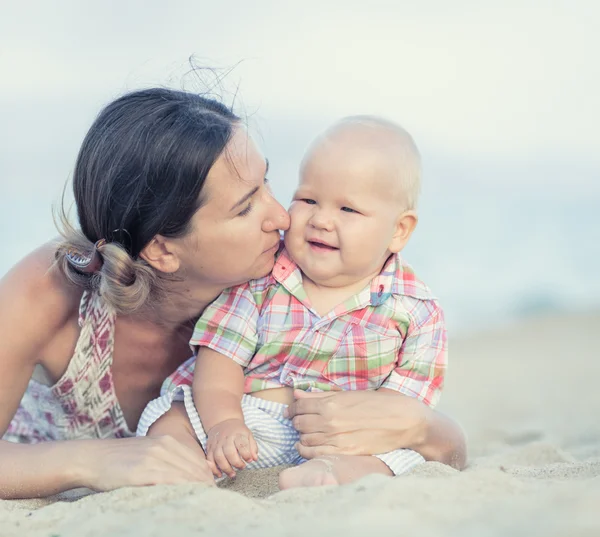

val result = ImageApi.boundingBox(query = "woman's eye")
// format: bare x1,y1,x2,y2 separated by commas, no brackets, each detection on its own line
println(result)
302,199,316,205
238,203,252,217
341,206,358,213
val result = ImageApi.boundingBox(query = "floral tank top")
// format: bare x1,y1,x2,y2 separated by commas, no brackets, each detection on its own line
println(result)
3,290,134,443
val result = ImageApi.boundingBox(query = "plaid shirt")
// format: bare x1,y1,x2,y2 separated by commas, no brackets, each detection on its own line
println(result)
165,248,447,407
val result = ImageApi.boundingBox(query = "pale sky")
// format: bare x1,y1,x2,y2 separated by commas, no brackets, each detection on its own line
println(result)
2,0,599,165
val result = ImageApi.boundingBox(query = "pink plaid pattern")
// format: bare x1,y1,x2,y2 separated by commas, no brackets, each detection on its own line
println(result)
164,249,447,408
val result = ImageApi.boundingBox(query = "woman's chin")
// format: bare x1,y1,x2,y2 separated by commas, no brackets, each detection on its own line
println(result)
254,256,276,279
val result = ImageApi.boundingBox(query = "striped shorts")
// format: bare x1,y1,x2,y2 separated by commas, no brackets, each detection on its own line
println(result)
137,386,425,476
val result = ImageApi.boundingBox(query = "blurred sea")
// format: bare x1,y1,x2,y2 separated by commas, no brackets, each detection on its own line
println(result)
1,103,598,337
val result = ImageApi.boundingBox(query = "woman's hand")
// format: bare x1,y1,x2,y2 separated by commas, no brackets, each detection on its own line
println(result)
285,389,426,457
285,389,466,469
76,435,215,491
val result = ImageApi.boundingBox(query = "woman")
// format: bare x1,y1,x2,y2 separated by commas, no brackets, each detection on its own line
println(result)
0,88,466,499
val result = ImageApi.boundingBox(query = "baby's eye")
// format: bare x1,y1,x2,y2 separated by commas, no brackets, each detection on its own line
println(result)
341,206,358,214
301,199,316,205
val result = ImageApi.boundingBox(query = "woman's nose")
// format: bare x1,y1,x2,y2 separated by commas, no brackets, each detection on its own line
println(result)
263,196,290,232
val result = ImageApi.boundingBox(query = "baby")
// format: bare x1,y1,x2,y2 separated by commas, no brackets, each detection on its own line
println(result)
138,117,447,488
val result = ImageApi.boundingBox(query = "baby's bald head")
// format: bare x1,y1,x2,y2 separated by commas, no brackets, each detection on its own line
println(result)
301,116,422,212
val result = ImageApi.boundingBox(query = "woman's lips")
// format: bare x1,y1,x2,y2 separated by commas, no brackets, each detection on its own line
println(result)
263,241,280,254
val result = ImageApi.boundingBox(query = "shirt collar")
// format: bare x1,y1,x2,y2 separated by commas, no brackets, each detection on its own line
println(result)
271,247,308,303
370,253,435,304
271,249,435,308
272,247,301,283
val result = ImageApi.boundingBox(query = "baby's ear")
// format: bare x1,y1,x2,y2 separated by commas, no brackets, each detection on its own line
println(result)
388,211,418,254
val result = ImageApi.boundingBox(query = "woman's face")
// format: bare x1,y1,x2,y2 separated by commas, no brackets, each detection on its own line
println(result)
177,127,289,289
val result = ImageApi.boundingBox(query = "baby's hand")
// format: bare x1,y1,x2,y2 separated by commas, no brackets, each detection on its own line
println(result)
206,419,258,478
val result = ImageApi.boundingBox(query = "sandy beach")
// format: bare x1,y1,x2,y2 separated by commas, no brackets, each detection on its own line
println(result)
2,312,599,536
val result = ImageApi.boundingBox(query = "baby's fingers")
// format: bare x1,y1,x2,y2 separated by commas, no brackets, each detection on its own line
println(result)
223,438,246,470
235,434,256,463
206,448,222,478
206,457,220,478
213,446,236,479
250,433,259,461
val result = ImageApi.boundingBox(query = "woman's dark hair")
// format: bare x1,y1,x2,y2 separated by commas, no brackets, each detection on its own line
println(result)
55,87,240,313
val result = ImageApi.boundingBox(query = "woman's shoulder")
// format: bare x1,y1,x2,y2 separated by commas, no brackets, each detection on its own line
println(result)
0,240,83,327
0,241,85,380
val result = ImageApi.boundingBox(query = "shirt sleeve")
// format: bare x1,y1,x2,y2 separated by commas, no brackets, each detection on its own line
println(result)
160,355,196,395
380,299,447,408
189,283,260,368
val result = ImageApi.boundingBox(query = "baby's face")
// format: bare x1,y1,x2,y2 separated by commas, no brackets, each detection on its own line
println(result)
284,134,404,288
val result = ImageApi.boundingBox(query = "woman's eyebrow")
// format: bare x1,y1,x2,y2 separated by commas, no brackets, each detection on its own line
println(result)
231,185,259,211
230,159,269,211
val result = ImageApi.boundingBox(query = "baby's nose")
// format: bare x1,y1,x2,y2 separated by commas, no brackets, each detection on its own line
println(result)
309,210,334,231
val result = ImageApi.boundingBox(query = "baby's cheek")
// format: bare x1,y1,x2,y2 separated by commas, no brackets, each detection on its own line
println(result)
286,210,306,236
287,203,302,221
282,227,297,253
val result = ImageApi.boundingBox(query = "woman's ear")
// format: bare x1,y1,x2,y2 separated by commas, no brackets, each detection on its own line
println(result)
139,236,180,273
388,211,418,254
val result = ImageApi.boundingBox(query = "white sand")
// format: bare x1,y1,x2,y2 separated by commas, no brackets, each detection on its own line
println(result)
2,312,599,536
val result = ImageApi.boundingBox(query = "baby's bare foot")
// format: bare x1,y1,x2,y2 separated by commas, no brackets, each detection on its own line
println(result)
279,458,340,489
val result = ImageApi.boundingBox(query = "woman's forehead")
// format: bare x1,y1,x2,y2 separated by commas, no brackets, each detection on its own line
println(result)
223,128,266,179
201,130,267,209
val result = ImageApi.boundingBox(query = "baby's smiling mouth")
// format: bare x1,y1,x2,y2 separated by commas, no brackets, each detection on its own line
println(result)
307,239,339,251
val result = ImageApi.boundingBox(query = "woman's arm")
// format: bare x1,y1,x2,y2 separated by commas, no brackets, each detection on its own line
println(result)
0,246,93,498
0,440,83,498
285,389,467,469
375,387,466,468
0,245,212,498
396,395,467,469
0,434,215,499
